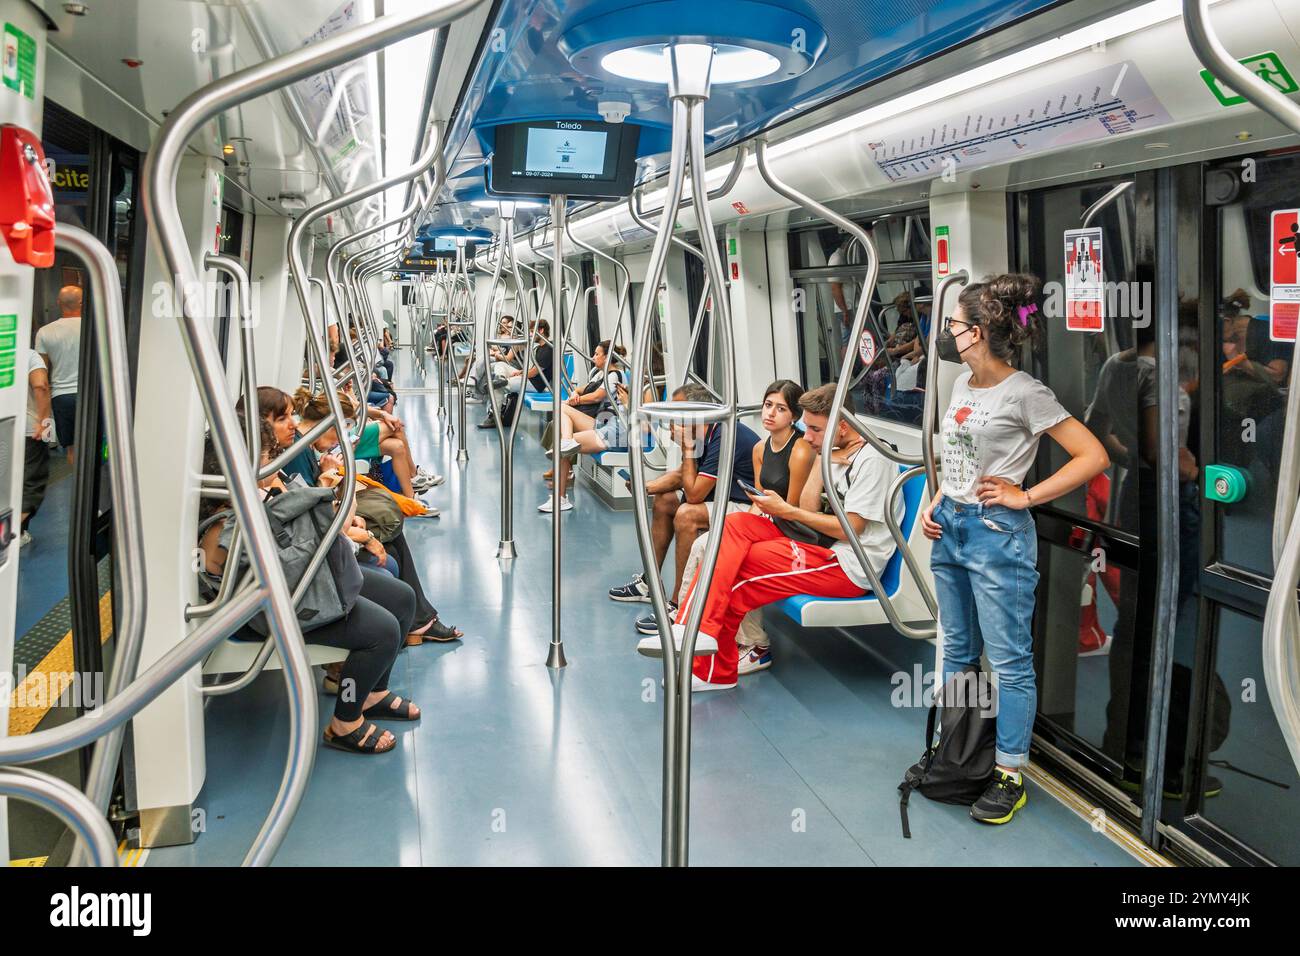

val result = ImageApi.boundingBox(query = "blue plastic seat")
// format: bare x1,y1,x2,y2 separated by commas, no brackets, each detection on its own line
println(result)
775,466,925,628
522,353,576,410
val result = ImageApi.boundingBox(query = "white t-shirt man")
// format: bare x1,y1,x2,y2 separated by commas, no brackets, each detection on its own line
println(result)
34,315,81,397
26,350,48,439
828,443,904,589
940,370,1070,504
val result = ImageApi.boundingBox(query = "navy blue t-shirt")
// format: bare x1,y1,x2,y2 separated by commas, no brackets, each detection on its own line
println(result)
697,422,759,503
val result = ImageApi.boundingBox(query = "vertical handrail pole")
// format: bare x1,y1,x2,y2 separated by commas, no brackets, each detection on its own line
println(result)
923,270,969,498
54,226,148,862
454,237,473,463
547,196,569,668
205,252,260,468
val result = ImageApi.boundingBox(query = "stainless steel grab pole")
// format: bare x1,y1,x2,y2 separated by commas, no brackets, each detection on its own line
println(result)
453,238,475,463
141,0,485,866
627,96,690,866
755,139,935,639
53,225,148,863
0,769,118,867
670,86,739,866
547,196,569,669
923,270,970,499
205,253,260,468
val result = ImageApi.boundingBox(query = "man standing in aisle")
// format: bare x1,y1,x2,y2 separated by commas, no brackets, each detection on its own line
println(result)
35,285,84,465
20,349,53,547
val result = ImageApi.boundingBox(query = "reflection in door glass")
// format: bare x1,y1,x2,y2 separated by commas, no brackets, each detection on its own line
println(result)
1200,607,1300,865
1213,154,1299,578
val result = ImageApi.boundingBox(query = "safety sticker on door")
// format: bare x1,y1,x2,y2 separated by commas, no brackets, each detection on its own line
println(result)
1064,227,1104,332
3,22,37,99
1270,208,1300,342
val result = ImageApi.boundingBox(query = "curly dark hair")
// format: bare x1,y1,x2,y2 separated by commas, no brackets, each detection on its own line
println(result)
956,273,1043,362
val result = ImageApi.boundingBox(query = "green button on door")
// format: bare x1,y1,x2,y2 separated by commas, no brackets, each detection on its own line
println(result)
1205,464,1248,504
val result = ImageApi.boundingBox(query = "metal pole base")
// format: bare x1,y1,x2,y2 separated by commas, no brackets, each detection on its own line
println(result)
496,540,517,559
546,642,567,669
456,449,469,463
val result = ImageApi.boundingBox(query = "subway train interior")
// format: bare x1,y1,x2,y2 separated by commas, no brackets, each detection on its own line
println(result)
0,0,1299,878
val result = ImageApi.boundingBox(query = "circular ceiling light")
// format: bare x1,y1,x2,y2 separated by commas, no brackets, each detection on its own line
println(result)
471,198,546,209
559,0,826,87
601,43,780,85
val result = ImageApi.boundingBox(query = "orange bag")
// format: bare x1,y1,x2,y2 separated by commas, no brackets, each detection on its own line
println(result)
356,474,430,517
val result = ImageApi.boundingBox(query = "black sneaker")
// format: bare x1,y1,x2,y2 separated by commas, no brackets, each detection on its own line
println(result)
636,603,677,635
970,770,1028,824
609,573,651,603
477,416,497,430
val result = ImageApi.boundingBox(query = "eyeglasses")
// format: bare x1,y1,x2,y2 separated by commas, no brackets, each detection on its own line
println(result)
942,317,973,334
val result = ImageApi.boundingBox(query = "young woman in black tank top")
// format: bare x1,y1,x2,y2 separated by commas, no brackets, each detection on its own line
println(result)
751,380,816,510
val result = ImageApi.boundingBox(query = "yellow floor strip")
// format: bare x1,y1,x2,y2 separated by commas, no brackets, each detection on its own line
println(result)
8,856,47,867
7,591,113,736
1024,761,1175,867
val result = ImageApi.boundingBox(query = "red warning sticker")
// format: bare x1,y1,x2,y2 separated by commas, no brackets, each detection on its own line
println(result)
732,201,750,215
1064,227,1104,332
1270,208,1300,342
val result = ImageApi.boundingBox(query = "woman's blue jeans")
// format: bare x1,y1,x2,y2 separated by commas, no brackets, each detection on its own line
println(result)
930,498,1040,768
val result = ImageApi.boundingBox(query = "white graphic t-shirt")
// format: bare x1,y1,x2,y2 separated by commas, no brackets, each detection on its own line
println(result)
940,370,1070,504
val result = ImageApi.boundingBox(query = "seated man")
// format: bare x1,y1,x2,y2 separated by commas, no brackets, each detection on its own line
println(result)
637,383,902,691
481,319,552,428
608,384,760,608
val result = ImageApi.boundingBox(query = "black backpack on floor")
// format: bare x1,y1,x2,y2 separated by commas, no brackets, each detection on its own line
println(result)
897,665,996,838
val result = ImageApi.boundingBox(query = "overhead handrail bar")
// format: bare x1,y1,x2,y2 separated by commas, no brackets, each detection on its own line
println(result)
756,139,935,640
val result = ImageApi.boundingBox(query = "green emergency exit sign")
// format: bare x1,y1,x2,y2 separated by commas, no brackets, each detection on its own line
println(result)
1200,51,1298,107
0,314,15,389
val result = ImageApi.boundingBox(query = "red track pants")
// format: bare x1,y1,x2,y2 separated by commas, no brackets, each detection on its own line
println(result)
675,512,864,685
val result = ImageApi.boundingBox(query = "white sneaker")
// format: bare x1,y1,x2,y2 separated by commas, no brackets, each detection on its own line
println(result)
416,468,444,487
537,496,573,513
19,530,33,548
637,623,718,659
558,437,580,455
736,644,773,675
659,674,738,693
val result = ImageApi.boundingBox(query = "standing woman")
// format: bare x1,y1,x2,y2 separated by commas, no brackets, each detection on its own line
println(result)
920,274,1108,825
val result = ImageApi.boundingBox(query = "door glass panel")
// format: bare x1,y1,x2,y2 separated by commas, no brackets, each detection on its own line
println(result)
1034,539,1142,793
1022,178,1141,534
1199,607,1300,865
1212,153,1300,578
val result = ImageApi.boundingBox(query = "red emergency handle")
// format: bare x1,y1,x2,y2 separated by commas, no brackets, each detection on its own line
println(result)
0,124,56,268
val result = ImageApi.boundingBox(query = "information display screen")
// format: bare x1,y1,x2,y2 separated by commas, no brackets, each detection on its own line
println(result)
432,237,457,252
489,119,640,200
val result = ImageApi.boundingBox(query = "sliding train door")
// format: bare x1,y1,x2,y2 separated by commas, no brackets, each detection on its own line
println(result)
1015,159,1300,864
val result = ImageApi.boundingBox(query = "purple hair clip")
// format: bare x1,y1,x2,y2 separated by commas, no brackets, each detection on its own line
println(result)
1016,303,1038,326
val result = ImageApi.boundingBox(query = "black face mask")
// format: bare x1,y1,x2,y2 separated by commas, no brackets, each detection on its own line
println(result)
937,327,971,363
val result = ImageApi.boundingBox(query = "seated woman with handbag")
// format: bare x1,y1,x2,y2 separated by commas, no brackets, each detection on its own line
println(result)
197,422,423,755
249,386,464,648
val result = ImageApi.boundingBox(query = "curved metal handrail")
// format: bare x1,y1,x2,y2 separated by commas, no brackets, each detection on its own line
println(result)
756,139,934,640
50,225,148,865
206,253,260,468
0,769,118,867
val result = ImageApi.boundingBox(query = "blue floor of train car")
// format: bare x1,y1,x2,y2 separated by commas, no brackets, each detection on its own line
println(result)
149,359,1140,867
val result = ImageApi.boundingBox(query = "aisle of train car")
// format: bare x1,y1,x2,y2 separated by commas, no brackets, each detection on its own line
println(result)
144,350,1142,867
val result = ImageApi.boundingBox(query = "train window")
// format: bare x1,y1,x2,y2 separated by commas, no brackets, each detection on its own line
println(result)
1210,152,1298,579
788,214,931,424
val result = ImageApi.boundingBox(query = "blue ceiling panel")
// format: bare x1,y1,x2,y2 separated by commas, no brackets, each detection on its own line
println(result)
430,0,1062,230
